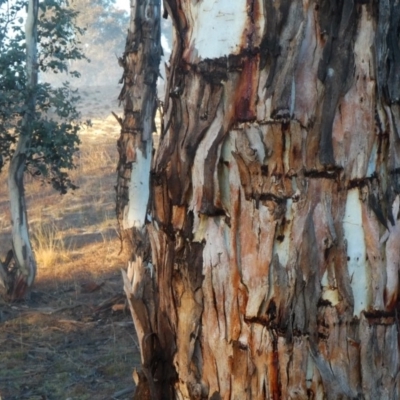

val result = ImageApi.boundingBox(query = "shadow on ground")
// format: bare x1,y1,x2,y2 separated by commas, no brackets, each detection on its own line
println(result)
0,266,140,400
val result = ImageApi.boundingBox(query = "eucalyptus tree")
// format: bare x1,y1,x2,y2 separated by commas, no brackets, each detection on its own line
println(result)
0,0,86,299
6,0,39,299
118,1,400,398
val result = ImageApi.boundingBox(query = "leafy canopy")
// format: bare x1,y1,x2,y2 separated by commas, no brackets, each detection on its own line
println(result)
0,0,88,193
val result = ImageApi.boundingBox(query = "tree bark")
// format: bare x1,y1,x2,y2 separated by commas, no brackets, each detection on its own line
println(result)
4,0,39,299
116,0,163,397
120,1,400,398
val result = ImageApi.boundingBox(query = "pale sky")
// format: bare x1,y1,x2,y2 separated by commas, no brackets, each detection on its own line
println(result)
115,0,129,12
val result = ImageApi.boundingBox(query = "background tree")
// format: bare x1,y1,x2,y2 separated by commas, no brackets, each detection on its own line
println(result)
119,0,400,398
43,0,130,87
0,0,86,298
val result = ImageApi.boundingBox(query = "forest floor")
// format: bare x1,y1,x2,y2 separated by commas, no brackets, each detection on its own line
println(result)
0,85,142,400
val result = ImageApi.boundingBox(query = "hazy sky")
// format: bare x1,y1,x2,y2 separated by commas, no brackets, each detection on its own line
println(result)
115,0,129,11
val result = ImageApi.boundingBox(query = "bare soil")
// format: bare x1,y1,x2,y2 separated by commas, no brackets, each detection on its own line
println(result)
0,85,141,400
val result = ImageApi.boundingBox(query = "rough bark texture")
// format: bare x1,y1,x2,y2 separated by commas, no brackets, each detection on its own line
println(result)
2,0,39,299
116,0,163,397
116,0,162,245
120,1,400,399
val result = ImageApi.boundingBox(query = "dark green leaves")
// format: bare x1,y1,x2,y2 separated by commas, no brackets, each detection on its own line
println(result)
0,0,88,193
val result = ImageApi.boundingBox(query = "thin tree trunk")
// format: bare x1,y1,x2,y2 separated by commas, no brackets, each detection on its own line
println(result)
116,0,162,397
5,0,39,299
121,1,400,398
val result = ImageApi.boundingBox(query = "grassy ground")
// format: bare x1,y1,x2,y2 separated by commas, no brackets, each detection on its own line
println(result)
0,85,142,400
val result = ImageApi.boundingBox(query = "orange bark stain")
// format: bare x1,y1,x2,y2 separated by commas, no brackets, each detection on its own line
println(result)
234,56,259,122
171,205,186,231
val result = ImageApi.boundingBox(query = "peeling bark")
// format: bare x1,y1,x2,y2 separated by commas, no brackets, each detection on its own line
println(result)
116,0,163,397
120,1,400,398
116,0,162,238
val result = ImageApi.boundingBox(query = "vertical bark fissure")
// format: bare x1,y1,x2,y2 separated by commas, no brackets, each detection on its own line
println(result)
123,1,400,398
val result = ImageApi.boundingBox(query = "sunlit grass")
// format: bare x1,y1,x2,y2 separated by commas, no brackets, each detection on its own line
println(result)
31,223,71,269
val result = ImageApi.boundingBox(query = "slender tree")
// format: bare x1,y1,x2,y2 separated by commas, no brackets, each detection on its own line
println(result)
6,0,39,299
0,0,86,299
119,1,400,398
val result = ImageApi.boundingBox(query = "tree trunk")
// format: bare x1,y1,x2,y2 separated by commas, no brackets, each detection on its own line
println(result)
116,0,162,397
3,0,39,299
120,1,400,398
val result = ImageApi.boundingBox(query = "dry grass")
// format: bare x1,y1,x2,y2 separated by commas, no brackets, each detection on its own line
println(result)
0,85,140,400
31,223,71,269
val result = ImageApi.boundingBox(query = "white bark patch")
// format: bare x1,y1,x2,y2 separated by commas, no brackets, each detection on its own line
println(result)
245,124,265,163
9,197,35,285
123,141,152,229
273,199,293,268
321,286,340,306
383,195,400,308
343,189,370,315
183,0,264,62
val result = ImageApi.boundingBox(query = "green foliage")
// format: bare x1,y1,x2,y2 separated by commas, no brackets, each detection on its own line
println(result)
0,0,87,193
27,82,83,193
38,0,86,75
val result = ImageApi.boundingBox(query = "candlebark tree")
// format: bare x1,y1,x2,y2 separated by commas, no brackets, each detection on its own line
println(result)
118,1,400,398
